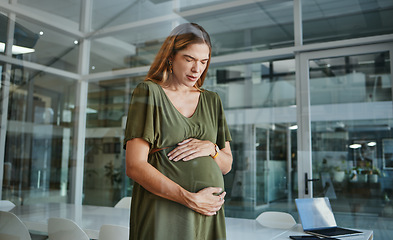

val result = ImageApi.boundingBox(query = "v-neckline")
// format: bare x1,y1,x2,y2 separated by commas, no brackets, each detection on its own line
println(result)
158,85,202,119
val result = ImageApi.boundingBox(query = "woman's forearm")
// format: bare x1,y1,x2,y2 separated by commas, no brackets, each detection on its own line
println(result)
126,139,189,204
125,138,225,216
213,141,233,175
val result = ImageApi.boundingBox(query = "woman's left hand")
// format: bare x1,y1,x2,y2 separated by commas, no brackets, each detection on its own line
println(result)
167,138,215,162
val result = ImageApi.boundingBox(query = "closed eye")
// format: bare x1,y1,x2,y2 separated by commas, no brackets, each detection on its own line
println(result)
184,56,193,62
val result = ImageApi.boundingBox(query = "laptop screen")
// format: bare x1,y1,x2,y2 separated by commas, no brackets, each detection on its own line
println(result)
295,197,337,231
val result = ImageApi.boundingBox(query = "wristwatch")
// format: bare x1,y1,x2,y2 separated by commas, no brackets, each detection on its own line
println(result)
212,144,220,159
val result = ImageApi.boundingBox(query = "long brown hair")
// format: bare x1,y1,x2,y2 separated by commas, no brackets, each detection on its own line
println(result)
145,23,212,90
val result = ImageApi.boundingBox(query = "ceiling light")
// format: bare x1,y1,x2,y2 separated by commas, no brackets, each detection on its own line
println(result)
0,42,35,54
39,31,44,36
349,144,362,149
74,40,79,45
367,142,376,147
289,125,298,130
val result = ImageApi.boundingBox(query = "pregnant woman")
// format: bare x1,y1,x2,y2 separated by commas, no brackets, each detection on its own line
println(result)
124,22,233,240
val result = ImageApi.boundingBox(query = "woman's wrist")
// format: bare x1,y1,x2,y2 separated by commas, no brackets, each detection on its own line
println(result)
210,143,219,159
179,187,194,209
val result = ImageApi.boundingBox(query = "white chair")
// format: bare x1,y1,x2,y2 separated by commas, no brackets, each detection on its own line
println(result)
48,217,89,240
256,211,296,229
114,197,132,209
0,200,16,211
0,211,32,240
98,224,129,240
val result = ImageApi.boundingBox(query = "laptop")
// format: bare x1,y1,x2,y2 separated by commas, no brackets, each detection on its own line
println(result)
295,197,363,238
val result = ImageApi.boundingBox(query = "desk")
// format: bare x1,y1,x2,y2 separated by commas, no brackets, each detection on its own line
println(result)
10,203,373,240
226,218,373,240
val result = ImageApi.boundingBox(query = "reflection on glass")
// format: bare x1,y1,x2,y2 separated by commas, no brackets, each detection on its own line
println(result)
92,0,173,30
0,12,9,56
205,60,296,217
83,77,141,206
310,52,392,224
182,1,294,55
310,52,391,104
89,1,294,73
303,0,393,44
17,0,81,23
208,59,295,109
12,17,80,73
2,64,76,205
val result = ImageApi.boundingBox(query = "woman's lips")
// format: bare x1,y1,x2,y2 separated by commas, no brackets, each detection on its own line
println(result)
187,75,198,81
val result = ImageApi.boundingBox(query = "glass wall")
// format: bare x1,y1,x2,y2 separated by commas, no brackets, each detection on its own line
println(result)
0,11,8,56
303,0,393,44
1,0,393,239
83,77,141,206
89,0,294,74
13,17,80,73
310,51,393,234
1,62,77,205
18,0,81,23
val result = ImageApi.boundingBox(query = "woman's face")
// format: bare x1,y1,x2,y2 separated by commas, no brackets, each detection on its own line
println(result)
171,43,210,88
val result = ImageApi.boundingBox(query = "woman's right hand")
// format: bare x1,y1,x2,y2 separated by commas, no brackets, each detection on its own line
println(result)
184,187,226,216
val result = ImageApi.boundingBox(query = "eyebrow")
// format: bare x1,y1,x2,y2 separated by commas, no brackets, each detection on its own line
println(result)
184,54,209,62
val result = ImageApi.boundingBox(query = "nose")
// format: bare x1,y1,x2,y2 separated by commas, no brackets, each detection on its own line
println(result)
191,61,202,73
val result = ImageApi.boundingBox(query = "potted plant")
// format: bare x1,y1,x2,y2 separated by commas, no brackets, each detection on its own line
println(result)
332,166,346,182
369,166,381,183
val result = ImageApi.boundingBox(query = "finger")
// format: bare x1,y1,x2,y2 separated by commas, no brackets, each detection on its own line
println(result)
210,187,224,195
178,138,194,145
219,191,227,199
167,145,187,158
167,142,191,157
172,149,198,162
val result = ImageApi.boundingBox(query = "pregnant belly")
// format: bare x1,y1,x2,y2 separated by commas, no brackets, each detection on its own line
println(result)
154,154,225,193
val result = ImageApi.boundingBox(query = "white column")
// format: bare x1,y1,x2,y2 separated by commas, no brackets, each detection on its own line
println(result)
0,0,16,199
294,0,313,198
70,0,92,205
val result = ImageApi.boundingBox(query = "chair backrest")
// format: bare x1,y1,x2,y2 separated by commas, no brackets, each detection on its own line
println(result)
0,200,16,211
98,224,129,240
256,211,296,229
48,217,89,240
0,211,32,240
114,197,132,209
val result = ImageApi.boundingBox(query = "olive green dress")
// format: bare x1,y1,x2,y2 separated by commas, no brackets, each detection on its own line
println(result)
123,81,232,240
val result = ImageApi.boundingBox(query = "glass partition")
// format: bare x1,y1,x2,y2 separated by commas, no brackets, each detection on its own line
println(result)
83,77,142,206
206,59,297,218
18,0,81,23
83,58,298,214
89,1,294,73
12,17,80,73
0,11,8,56
303,0,393,44
1,63,76,205
310,51,393,230
91,0,174,30
90,22,173,73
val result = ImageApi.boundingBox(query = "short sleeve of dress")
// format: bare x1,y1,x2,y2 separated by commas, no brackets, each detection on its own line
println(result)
214,92,232,150
123,82,156,149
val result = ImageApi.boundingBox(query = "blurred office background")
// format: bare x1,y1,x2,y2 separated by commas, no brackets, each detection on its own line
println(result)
0,0,393,238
